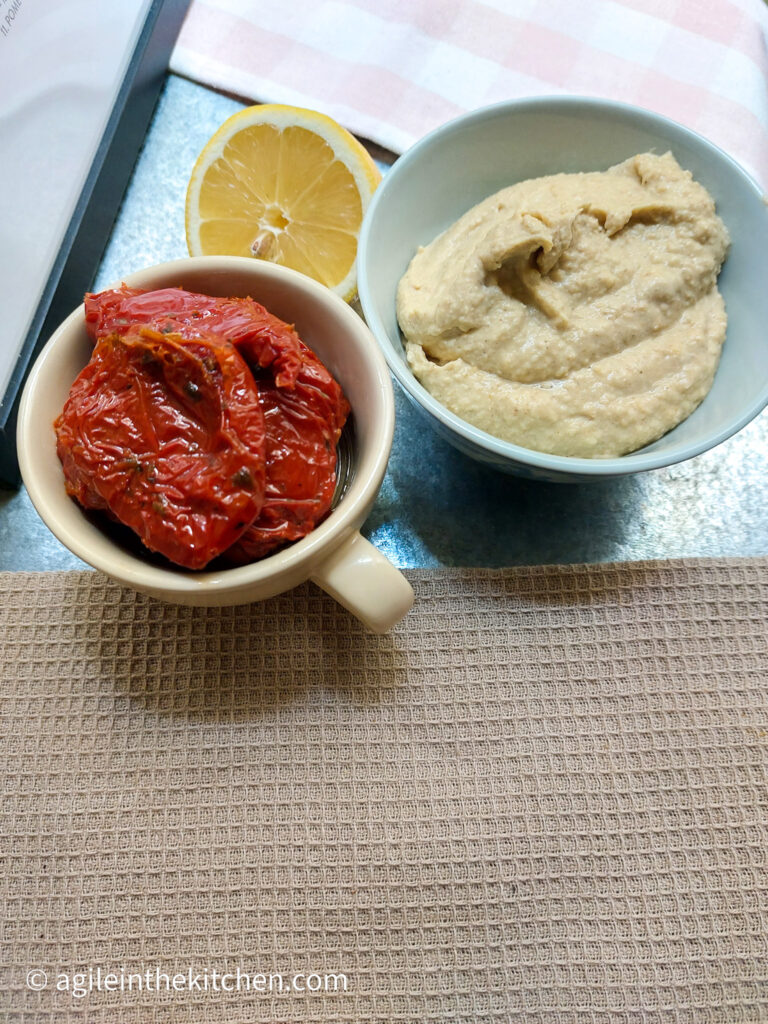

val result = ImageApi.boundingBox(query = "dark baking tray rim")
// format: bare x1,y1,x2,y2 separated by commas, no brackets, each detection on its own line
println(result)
0,0,190,486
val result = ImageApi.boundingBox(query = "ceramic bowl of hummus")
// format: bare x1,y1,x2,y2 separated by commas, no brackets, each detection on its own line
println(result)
357,97,768,482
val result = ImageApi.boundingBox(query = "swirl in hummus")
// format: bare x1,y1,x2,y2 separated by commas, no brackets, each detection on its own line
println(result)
396,152,729,458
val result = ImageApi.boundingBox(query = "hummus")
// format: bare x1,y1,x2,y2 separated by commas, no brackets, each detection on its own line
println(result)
396,152,729,458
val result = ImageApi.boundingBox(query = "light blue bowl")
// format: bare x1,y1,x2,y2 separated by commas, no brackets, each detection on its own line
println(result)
357,96,768,482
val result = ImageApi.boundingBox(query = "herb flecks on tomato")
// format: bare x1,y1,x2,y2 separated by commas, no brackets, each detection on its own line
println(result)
225,336,348,563
85,285,304,387
55,326,266,570
61,287,350,567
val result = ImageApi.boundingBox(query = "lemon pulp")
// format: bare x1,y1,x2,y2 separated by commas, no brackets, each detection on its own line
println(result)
186,105,381,301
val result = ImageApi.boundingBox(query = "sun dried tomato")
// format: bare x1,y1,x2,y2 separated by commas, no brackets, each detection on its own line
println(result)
85,285,303,386
83,286,350,561
55,326,266,569
225,340,348,563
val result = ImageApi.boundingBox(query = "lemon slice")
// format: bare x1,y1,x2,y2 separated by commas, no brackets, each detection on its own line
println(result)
185,104,382,301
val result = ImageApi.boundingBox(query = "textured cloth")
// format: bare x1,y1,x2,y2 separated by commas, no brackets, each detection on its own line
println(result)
170,0,768,186
2,562,768,1023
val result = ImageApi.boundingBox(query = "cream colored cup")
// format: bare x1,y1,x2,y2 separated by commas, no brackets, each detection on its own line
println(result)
17,256,414,633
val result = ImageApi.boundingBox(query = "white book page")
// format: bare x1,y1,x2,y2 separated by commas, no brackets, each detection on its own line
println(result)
0,0,153,406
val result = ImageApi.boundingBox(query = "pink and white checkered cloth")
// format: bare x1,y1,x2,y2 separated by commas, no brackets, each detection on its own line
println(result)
171,0,768,186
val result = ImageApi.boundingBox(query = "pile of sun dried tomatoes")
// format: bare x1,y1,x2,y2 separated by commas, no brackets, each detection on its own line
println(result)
55,286,349,569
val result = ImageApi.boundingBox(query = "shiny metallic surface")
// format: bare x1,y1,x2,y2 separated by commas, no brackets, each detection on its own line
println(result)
331,421,356,510
3,75,768,572
368,388,768,568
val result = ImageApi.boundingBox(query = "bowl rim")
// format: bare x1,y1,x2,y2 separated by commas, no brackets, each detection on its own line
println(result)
357,94,768,476
18,255,395,593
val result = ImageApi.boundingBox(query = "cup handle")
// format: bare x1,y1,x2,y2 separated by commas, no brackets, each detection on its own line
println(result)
310,532,414,633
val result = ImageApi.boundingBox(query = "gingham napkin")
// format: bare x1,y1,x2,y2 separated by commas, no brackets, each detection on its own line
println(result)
170,0,768,185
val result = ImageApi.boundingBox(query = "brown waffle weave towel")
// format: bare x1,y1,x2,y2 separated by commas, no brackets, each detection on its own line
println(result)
2,561,768,1023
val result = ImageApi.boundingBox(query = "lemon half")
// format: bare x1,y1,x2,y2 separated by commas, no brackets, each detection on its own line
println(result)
185,104,382,301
